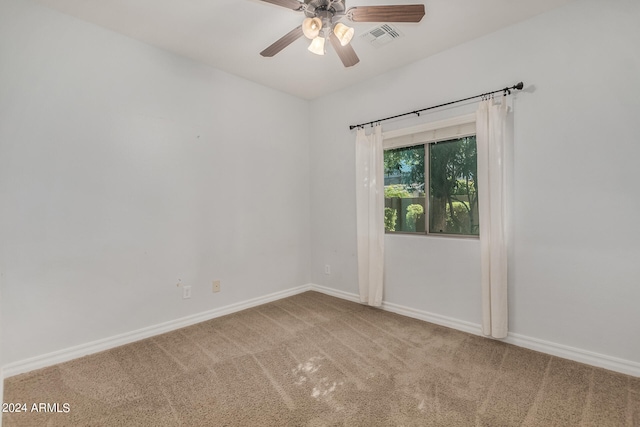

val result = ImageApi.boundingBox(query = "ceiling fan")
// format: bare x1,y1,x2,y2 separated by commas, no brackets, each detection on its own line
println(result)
258,0,425,67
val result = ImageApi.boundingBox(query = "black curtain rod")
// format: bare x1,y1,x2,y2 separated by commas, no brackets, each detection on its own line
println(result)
349,82,524,130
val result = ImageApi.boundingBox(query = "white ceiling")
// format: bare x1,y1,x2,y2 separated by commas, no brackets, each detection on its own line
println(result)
33,0,574,99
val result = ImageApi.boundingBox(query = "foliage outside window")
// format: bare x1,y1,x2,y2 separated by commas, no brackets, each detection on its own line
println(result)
384,136,478,236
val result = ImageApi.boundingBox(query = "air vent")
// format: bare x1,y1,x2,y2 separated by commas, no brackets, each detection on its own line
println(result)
361,24,403,48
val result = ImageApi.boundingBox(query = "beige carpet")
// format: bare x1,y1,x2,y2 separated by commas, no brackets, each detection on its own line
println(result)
4,291,639,426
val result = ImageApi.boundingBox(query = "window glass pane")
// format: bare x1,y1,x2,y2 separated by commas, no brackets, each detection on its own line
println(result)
384,145,425,233
429,136,479,235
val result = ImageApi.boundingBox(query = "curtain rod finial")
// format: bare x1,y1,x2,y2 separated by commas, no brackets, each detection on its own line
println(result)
515,82,524,90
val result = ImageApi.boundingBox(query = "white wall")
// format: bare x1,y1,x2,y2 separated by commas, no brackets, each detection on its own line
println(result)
310,0,640,365
0,0,311,365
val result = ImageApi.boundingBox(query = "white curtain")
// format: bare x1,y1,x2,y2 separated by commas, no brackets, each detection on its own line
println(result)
477,97,510,338
355,124,384,307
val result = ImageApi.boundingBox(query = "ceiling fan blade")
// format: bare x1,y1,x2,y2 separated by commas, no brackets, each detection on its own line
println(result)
258,0,303,11
260,26,304,57
346,4,425,23
329,33,360,68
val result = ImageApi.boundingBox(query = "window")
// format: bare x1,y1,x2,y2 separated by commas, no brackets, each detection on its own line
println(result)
383,115,479,237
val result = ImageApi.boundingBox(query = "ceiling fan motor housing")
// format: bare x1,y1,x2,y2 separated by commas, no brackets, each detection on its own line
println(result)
303,0,346,20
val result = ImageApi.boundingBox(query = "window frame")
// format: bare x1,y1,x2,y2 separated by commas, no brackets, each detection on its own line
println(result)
383,114,478,238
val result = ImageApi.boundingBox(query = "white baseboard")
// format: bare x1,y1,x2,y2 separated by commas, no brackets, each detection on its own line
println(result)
309,284,361,303
502,332,640,378
310,284,640,378
4,283,639,379
3,284,312,379
310,284,484,336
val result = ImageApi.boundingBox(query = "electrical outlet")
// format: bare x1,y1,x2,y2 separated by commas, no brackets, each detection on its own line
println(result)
183,285,191,299
212,280,220,293
325,264,331,274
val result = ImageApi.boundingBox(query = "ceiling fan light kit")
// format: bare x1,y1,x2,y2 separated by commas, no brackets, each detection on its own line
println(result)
308,36,326,55
302,17,323,39
259,0,425,67
333,22,354,46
